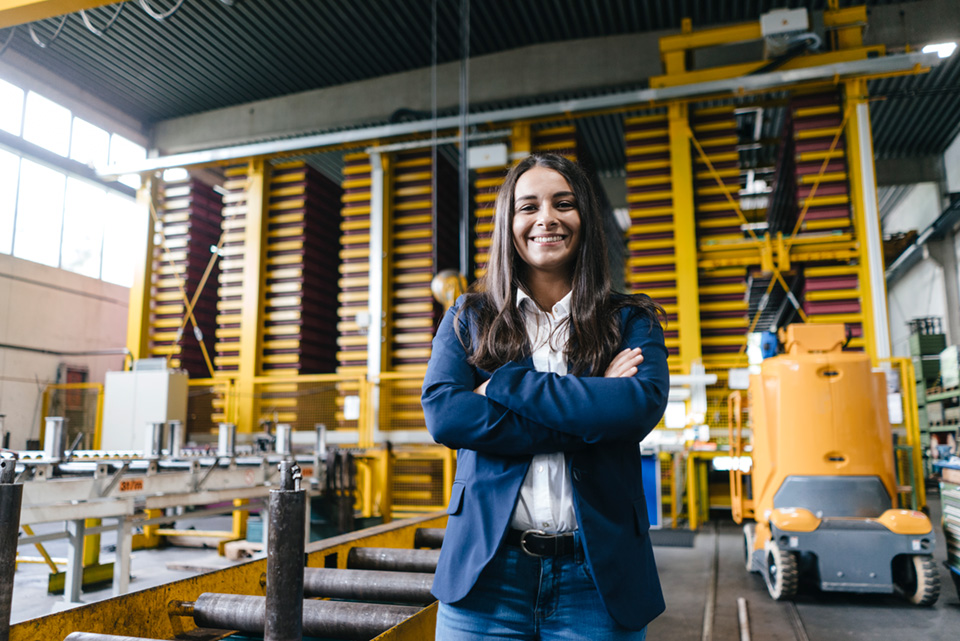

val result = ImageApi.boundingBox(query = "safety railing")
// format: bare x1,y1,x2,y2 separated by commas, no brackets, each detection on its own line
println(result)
186,378,235,439
39,383,104,450
881,357,926,511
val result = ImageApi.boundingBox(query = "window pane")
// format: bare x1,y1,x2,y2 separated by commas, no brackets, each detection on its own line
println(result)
109,134,146,189
70,117,110,169
0,149,19,254
0,78,24,136
101,192,144,287
22,92,71,157
61,178,106,278
14,159,66,267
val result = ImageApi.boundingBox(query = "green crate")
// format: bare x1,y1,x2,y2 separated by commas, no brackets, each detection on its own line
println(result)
910,333,947,357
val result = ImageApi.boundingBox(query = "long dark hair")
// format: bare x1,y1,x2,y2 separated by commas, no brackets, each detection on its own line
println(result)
455,153,664,376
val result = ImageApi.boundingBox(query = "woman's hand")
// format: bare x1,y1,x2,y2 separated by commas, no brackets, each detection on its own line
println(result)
474,379,490,396
604,347,643,378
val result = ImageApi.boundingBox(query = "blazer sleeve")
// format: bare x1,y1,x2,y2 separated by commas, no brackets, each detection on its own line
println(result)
484,308,669,445
422,300,585,456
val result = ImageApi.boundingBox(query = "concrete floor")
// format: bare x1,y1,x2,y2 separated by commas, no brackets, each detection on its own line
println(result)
11,498,960,639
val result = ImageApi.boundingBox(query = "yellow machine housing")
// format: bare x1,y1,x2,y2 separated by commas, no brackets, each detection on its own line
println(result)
733,324,939,604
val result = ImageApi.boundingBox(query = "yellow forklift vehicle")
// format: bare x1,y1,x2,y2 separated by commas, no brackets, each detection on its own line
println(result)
732,324,939,604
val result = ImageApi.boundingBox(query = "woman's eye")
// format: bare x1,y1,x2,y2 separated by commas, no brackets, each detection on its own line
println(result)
556,200,576,210
518,204,537,213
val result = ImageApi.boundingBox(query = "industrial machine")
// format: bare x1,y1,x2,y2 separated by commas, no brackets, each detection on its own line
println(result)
0,454,445,641
729,324,940,604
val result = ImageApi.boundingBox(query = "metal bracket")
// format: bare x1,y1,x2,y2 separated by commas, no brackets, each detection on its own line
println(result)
100,462,131,497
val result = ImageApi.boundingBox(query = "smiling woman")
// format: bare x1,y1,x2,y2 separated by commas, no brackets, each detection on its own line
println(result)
422,153,670,640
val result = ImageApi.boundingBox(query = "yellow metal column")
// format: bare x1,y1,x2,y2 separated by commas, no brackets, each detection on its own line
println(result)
843,77,891,363
236,159,272,432
668,103,702,373
126,176,158,364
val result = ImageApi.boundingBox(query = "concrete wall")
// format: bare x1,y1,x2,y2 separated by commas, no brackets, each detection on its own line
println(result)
0,253,128,449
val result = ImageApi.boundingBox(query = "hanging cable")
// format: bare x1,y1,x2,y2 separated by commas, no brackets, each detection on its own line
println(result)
458,0,470,279
0,27,16,57
79,3,125,37
139,0,188,21
430,0,439,273
28,15,67,49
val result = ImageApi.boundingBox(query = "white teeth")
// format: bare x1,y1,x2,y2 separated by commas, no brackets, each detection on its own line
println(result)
531,236,563,243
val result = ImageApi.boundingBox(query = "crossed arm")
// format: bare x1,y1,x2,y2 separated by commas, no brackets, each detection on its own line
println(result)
421,302,670,456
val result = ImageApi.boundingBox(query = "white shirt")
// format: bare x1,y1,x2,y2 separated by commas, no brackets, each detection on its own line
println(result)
509,288,578,533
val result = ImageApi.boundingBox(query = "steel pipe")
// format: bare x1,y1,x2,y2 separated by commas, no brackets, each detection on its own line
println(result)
347,547,440,573
303,567,435,604
63,634,168,641
413,527,445,549
0,455,23,641
265,461,305,641
192,593,420,640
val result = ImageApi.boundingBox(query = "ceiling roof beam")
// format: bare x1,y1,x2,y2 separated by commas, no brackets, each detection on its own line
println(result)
108,51,942,178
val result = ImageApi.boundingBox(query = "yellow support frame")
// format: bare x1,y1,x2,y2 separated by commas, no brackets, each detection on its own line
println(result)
0,0,121,28
126,177,158,366
668,102,702,373
236,159,272,433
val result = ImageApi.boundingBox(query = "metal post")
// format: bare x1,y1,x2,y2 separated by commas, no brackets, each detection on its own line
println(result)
0,455,23,641
43,417,67,462
275,424,292,457
217,423,236,458
166,420,183,459
126,176,158,363
64,519,86,604
112,516,133,596
145,422,165,459
264,461,305,641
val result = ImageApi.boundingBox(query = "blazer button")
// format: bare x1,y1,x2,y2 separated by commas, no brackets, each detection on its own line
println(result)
572,468,582,482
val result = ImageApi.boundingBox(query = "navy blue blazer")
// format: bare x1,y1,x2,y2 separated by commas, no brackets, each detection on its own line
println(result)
421,294,670,630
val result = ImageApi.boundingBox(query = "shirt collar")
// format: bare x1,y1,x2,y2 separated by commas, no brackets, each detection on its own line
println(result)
516,288,573,319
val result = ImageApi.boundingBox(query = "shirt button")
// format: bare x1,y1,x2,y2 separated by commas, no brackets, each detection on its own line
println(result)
573,468,582,482
542,522,550,528
537,465,544,473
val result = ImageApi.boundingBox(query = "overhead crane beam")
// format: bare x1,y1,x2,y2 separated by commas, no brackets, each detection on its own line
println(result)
0,0,121,29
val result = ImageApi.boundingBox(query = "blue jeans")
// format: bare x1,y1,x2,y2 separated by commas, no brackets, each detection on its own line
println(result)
435,532,648,641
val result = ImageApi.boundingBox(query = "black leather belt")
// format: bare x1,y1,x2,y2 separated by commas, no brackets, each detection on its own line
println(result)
506,528,578,557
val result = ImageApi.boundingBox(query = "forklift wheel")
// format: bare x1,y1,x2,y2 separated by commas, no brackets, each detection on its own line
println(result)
743,524,756,572
763,539,799,601
894,555,940,606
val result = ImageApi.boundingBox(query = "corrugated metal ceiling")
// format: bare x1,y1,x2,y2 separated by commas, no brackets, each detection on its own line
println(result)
1,0,956,170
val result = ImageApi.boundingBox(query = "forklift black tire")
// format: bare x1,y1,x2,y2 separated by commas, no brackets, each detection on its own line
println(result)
763,539,799,600
894,555,940,606
743,524,756,573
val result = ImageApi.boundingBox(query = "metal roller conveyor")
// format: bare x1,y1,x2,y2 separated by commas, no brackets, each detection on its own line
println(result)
413,527,445,549
347,547,440,573
189,593,421,640
302,567,435,604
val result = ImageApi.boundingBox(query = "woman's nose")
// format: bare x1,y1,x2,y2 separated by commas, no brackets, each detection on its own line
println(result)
535,205,559,226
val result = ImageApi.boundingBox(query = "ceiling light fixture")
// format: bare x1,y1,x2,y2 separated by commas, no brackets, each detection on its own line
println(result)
921,42,957,58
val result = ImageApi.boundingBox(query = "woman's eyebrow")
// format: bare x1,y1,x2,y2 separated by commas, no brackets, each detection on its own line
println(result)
515,191,575,202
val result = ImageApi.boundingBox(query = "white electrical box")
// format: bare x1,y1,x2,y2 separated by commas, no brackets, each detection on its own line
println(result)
760,8,809,37
101,370,189,451
467,143,509,169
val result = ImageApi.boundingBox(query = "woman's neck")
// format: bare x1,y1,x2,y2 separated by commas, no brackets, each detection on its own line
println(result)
523,272,573,312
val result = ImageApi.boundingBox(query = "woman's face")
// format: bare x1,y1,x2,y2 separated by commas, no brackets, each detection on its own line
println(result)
511,166,582,280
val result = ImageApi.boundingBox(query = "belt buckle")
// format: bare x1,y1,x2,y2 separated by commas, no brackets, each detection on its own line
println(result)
520,529,547,557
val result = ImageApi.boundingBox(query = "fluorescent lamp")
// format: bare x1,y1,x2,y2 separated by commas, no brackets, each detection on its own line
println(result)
921,42,957,58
